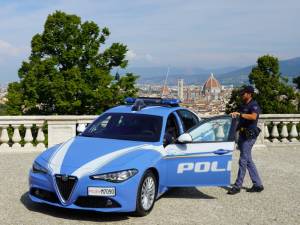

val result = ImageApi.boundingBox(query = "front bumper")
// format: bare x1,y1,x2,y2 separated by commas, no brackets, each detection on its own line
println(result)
29,170,140,212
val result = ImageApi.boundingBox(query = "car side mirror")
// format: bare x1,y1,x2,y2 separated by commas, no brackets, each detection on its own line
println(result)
77,124,86,133
177,133,192,143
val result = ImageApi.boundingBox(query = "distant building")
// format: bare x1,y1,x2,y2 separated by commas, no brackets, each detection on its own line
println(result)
202,73,221,95
161,85,171,97
177,79,184,100
202,73,221,100
137,75,233,115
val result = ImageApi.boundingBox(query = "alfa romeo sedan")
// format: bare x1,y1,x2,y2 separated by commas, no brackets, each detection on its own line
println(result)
29,97,236,216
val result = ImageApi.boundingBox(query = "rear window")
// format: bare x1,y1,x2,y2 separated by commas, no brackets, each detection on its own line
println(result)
81,113,163,142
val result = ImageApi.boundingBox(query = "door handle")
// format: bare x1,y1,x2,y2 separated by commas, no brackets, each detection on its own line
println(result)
213,149,231,155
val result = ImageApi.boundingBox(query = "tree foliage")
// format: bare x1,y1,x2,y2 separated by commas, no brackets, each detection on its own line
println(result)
293,76,300,89
292,76,300,111
0,104,8,115
225,85,246,114
6,11,138,115
249,55,297,113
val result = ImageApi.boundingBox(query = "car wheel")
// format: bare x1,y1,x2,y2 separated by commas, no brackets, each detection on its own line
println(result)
135,170,157,216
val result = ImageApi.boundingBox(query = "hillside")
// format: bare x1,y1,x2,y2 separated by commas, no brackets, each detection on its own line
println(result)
134,57,300,86
219,57,300,85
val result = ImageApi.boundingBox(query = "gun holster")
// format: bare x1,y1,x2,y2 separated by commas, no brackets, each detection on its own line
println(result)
240,127,261,139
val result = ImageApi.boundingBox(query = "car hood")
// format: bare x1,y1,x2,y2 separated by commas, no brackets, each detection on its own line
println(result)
42,136,160,176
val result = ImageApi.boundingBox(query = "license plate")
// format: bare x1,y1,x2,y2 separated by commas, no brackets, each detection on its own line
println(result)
88,187,116,197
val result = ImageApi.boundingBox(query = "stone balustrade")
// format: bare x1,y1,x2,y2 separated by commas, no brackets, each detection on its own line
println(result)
0,114,299,152
0,116,96,152
258,114,300,147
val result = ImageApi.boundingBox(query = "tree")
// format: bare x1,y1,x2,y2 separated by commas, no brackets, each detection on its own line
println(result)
225,85,246,114
292,76,300,111
293,76,300,89
0,103,8,115
6,11,138,115
249,55,297,113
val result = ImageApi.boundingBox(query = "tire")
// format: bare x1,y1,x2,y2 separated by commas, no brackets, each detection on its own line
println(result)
135,170,157,216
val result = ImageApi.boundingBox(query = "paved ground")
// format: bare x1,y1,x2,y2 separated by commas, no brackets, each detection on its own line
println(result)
0,147,300,225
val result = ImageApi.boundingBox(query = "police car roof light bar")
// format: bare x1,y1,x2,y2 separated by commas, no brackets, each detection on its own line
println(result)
124,97,136,104
125,97,181,108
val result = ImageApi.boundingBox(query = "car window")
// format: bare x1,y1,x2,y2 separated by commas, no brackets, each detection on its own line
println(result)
163,113,180,147
90,115,111,131
176,109,199,132
165,113,180,139
188,117,232,142
82,113,163,142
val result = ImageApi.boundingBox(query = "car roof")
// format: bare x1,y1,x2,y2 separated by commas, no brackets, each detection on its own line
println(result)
106,105,185,117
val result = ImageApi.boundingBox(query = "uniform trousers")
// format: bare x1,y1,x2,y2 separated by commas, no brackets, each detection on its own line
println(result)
234,136,262,188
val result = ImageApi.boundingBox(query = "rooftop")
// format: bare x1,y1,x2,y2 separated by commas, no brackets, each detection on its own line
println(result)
203,73,221,90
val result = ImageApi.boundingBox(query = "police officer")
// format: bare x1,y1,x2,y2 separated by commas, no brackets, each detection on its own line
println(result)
228,86,264,195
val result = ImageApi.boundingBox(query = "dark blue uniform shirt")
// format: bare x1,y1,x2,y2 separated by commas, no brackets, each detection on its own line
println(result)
239,99,261,129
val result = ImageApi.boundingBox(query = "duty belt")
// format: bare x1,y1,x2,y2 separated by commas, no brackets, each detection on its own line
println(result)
239,127,261,139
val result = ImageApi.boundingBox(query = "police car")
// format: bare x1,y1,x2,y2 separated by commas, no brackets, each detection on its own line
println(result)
29,97,237,216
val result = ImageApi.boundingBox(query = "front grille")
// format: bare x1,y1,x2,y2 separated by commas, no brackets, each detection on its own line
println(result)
30,188,59,203
74,196,121,208
55,174,77,201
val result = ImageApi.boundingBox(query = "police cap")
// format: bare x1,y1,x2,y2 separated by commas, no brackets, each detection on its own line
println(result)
240,85,255,95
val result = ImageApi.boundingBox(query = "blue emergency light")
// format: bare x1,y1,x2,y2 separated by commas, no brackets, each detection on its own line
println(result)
124,97,136,104
125,97,181,108
161,98,181,105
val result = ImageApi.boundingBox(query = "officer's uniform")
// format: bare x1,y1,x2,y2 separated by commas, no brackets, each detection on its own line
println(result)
234,99,263,188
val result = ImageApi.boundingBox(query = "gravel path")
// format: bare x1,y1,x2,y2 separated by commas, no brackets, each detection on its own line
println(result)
0,147,299,225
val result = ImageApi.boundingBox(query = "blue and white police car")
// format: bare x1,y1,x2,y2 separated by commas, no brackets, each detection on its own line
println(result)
29,97,237,216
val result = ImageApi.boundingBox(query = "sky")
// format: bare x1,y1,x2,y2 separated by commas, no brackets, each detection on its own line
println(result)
0,0,300,83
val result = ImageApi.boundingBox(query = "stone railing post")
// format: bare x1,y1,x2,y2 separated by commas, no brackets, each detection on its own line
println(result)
254,120,265,148
290,122,299,142
12,125,22,149
0,125,10,148
271,122,280,143
36,124,45,149
24,124,33,148
280,122,289,143
264,122,270,143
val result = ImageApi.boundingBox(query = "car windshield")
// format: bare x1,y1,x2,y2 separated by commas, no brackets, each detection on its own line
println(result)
81,113,163,142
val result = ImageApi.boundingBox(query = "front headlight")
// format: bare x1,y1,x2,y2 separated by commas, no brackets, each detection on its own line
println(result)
90,169,138,183
32,161,48,174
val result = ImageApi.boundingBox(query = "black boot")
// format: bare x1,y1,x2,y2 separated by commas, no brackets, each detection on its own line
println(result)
227,186,240,195
246,185,264,193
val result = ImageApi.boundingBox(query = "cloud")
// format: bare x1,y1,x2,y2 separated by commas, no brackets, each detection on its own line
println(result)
145,54,153,62
0,39,28,57
126,50,154,63
126,49,137,60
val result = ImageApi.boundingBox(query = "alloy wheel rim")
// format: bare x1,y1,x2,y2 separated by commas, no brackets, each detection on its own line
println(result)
141,176,155,210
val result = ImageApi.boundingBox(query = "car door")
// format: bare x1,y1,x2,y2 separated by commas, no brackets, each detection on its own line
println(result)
164,115,237,187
